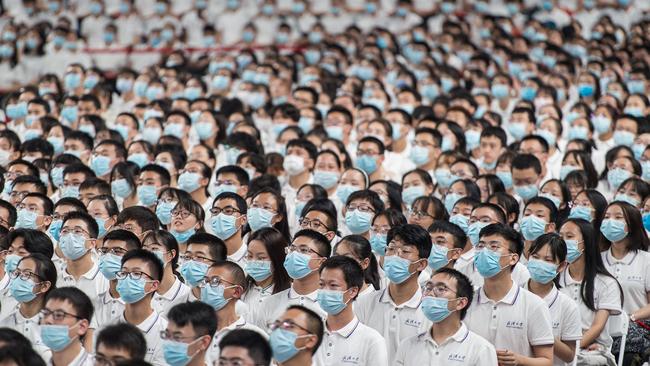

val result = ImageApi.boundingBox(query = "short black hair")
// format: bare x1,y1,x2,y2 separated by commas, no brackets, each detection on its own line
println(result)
216,165,250,187
121,249,164,282
286,138,318,161
3,229,54,258
346,189,384,212
428,221,467,250
511,153,542,175
22,192,53,215
186,232,227,261
21,138,54,159
387,224,432,259
433,267,474,319
479,223,524,258
12,175,47,194
62,211,99,239
286,305,324,356
319,256,364,300
140,164,171,187
103,229,142,251
219,329,272,366
0,199,17,227
96,323,147,361
116,206,160,233
45,286,94,323
167,301,218,338
293,229,331,258
211,260,247,291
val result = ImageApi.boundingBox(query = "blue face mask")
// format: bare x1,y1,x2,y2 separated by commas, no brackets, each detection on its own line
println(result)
495,171,513,189
245,260,272,282
162,340,194,366
325,126,343,140
614,193,639,207
428,244,450,271
434,169,453,188
10,276,38,303
475,248,507,278
284,251,315,280
156,200,176,225
402,186,425,207
592,115,611,134
99,253,122,280
210,213,239,240
59,233,88,260
41,324,75,351
47,136,64,154
180,260,209,287
142,127,162,145
91,155,111,176
507,122,527,141
607,168,631,189
569,205,592,221
170,228,196,244
51,167,64,188
467,221,489,247
449,214,469,233
201,283,232,310
642,214,650,232
178,172,202,193
565,240,583,263
409,145,430,167
48,219,63,242
369,232,387,255
520,215,548,241
247,207,276,231
632,143,646,160
613,130,635,147
600,219,627,242
111,179,132,199
421,296,453,323
4,254,20,274
383,255,417,284
294,201,306,219
116,276,149,304
540,193,561,209
527,258,558,284
336,185,358,205
441,136,454,152
567,126,588,141
316,289,349,315
578,84,595,98
270,328,304,363
514,184,538,201
465,130,481,151
313,170,339,189
16,209,39,229
214,183,238,198
164,123,185,139
345,210,373,234
127,153,149,168
444,193,464,214
356,155,378,175
195,121,213,140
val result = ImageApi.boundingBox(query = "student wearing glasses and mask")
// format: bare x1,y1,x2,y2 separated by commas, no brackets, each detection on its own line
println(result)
208,192,248,268
94,323,147,366
160,301,217,366
267,305,324,366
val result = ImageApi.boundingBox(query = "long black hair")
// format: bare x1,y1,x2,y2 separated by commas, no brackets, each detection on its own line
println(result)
246,227,291,295
334,235,381,290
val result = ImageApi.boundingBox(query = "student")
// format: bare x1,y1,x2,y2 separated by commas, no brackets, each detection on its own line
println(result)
408,196,448,231
95,229,141,328
181,232,227,300
0,253,56,361
40,287,94,366
87,195,118,239
343,189,384,238
250,229,330,329
154,188,192,228
57,211,108,304
525,233,582,365
333,235,381,296
281,138,317,217
136,164,171,210
142,230,190,316
511,153,544,203
427,220,466,271
95,323,147,365
268,305,324,366
115,249,168,365
242,227,291,308
247,187,291,240
161,301,217,366
464,223,554,366
355,224,432,362
209,192,248,267
115,206,161,241
201,260,267,362
0,328,46,366
520,196,558,264
559,218,623,364
213,165,250,199
14,192,52,233
395,267,498,365
169,198,205,249
218,329,272,366
177,160,213,213
313,256,388,366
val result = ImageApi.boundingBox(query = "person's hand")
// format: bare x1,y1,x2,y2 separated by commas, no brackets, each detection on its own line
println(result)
496,349,520,366
586,343,602,351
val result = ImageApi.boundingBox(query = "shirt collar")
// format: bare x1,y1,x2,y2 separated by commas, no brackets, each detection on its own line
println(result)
524,281,559,308
101,290,123,304
326,317,360,338
288,286,319,301
63,261,101,281
121,310,160,334
227,243,247,263
478,280,519,305
380,286,423,308
605,249,637,266
460,248,475,261
157,277,183,301
420,322,470,346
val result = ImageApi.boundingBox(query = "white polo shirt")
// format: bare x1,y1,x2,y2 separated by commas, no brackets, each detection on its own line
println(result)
226,243,248,270
524,283,582,366
206,316,268,364
394,322,498,366
0,307,51,361
558,269,622,349
464,281,554,357
47,347,94,366
248,286,326,329
601,249,650,314
242,283,275,310
117,310,168,366
0,285,17,321
93,290,125,329
354,286,431,363
57,261,109,304
454,248,475,272
313,316,388,366
152,277,191,317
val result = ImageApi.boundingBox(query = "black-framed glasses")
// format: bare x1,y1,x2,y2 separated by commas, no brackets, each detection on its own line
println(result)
115,271,155,281
199,276,238,288
60,226,90,236
210,206,240,216
170,210,193,219
422,282,457,297
10,269,43,281
98,247,128,256
179,253,214,264
40,308,81,321
299,218,330,232
268,319,311,333
160,330,198,343
410,210,434,220
285,244,323,257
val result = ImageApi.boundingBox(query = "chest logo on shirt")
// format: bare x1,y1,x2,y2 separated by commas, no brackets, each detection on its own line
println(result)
448,353,466,362
625,275,643,282
552,321,560,329
505,320,524,329
404,318,422,328
341,355,360,364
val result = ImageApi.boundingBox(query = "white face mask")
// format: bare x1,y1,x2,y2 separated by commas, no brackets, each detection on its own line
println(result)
283,155,306,176
0,149,10,167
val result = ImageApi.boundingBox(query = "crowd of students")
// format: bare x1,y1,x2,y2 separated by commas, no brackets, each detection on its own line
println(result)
0,0,649,365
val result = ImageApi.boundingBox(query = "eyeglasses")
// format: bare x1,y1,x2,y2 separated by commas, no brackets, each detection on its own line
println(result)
250,202,277,213
10,269,43,281
285,244,323,257
60,226,90,236
476,240,511,253
385,243,417,258
299,218,330,232
218,358,264,366
179,253,214,264
9,191,29,200
346,204,375,213
411,140,436,148
95,355,129,366
16,203,40,212
422,282,457,297
214,180,239,187
410,210,434,220
98,247,128,256
160,330,198,343
171,210,193,219
268,319,311,333
3,172,23,180
115,271,155,281
210,206,240,216
370,225,391,235
199,276,238,288
40,308,81,321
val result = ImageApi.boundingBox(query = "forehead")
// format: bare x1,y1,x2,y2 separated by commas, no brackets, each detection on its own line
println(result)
17,257,36,271
122,258,152,272
430,272,457,289
63,218,88,229
215,198,238,208
220,346,254,362
206,265,232,280
45,298,75,312
320,267,345,282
